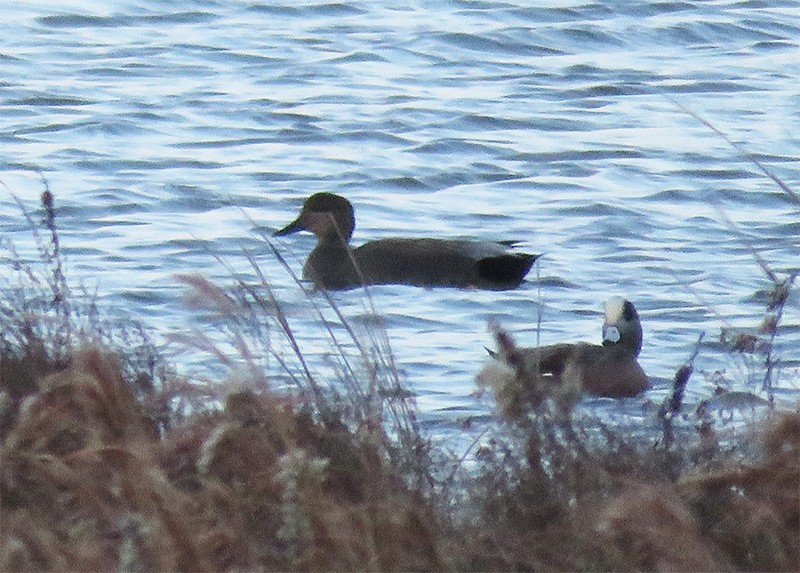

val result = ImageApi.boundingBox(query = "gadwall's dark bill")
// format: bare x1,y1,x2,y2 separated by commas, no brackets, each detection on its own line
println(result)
487,296,648,398
274,192,539,290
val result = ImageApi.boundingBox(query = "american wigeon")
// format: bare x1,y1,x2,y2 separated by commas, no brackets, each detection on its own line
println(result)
274,192,538,290
490,296,648,398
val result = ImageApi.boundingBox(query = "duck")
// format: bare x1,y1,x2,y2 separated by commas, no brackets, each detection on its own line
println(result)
273,192,538,290
488,296,648,398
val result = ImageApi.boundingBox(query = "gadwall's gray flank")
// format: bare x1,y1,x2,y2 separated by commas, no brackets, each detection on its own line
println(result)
274,192,538,290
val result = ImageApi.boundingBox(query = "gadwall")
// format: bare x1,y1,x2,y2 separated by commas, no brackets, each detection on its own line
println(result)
490,296,648,398
274,192,539,290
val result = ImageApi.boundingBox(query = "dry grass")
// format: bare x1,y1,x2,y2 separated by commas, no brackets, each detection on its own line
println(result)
1,189,798,572
469,325,798,571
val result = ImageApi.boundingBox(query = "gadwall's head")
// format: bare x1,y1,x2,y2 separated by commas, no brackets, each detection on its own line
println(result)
274,192,356,242
601,296,643,356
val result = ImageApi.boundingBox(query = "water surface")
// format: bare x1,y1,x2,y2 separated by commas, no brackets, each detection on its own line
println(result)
2,0,798,444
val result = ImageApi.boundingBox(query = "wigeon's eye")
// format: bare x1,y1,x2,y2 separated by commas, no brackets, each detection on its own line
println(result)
623,300,638,321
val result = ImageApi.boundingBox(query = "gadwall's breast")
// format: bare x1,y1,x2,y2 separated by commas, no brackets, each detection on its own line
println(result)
303,242,361,290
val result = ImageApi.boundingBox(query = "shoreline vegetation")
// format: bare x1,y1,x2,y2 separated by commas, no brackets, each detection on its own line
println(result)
1,188,798,572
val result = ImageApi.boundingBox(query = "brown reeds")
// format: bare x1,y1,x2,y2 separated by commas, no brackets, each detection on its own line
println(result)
1,341,441,571
1,347,208,572
2,175,799,572
1,190,174,433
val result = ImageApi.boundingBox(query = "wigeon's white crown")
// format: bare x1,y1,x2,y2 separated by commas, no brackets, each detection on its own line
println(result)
604,295,627,324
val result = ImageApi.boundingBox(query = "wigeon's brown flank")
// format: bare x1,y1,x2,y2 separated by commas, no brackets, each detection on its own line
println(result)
274,192,538,290
491,296,648,398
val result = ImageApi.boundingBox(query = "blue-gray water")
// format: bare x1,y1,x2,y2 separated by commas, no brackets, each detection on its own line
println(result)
2,1,798,442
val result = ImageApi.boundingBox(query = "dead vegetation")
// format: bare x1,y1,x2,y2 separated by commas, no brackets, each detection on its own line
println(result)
1,191,798,572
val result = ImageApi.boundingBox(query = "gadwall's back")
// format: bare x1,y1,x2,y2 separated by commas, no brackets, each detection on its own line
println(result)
353,238,536,289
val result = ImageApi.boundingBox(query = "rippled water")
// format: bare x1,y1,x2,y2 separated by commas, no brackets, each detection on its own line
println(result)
2,0,799,440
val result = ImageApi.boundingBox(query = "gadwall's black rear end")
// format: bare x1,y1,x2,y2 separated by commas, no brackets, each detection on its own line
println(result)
476,253,537,289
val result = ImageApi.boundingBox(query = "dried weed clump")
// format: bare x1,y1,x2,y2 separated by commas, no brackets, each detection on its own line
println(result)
469,321,799,572
1,190,173,437
469,246,797,572
1,343,444,572
1,191,442,572
1,347,203,572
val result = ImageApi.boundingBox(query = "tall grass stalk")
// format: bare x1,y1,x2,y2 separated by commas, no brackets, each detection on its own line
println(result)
175,227,428,489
